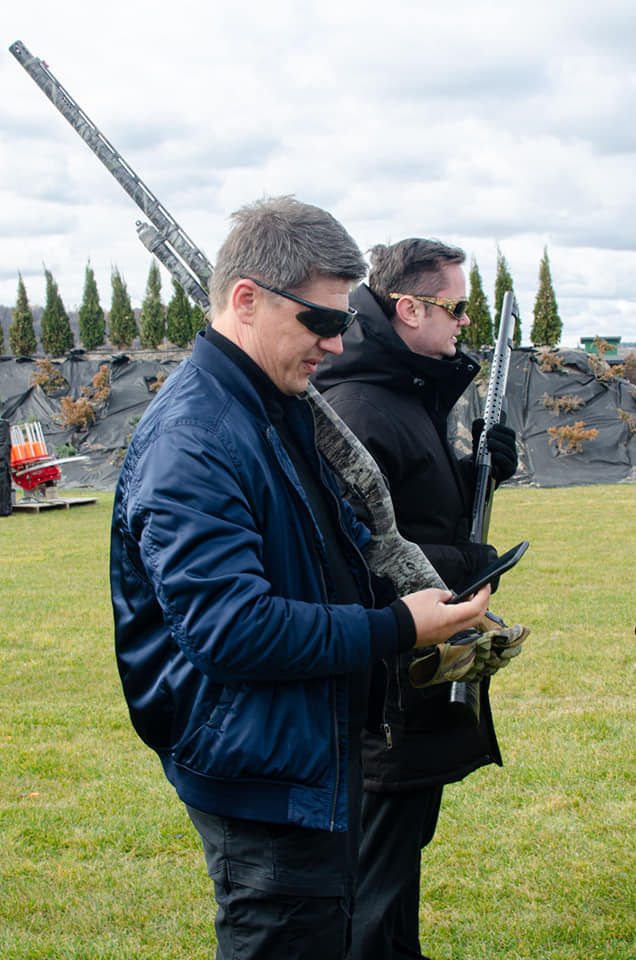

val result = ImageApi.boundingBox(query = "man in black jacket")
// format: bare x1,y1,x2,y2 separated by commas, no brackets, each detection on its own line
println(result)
314,238,518,960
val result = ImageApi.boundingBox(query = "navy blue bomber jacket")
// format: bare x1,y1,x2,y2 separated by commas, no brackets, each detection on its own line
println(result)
110,331,406,832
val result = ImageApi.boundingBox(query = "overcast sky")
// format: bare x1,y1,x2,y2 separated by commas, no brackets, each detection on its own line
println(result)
2,0,635,347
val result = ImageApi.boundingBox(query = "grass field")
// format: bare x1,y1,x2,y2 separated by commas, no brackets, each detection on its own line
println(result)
0,485,634,959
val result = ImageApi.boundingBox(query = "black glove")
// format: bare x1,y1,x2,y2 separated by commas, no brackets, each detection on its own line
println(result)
472,418,518,484
457,541,500,593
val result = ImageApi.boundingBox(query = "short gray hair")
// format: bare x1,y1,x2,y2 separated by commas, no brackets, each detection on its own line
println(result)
209,195,367,312
368,238,466,318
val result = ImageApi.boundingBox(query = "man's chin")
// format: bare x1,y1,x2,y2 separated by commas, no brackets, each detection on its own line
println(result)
284,375,310,396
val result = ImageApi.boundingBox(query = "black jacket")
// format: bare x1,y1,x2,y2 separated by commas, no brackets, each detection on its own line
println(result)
314,283,502,790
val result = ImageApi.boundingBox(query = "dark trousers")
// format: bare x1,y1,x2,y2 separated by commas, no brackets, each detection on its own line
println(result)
186,800,361,960
349,786,443,960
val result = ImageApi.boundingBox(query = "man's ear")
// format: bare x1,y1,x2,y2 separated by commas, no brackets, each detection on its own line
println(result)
231,278,257,325
393,295,420,330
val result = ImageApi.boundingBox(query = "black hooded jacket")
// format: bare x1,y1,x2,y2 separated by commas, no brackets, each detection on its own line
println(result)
313,283,502,790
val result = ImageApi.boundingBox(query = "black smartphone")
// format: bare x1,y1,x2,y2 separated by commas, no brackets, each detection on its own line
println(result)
447,540,530,604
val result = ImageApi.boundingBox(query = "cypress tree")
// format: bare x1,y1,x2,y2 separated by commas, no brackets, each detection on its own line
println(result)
166,278,193,348
9,275,37,356
40,268,74,357
0,317,4,354
463,258,493,349
531,247,562,347
108,268,138,348
494,247,522,346
190,303,206,340
79,261,105,350
139,261,165,349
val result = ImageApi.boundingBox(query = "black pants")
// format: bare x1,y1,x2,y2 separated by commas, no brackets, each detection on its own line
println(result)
187,790,361,960
349,786,443,960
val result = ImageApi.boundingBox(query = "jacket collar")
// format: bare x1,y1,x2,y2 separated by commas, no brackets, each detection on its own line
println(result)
314,283,480,411
195,327,306,421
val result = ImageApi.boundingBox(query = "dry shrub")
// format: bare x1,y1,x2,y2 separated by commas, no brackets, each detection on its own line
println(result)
61,363,111,432
149,371,168,392
617,408,636,435
89,364,111,408
30,359,68,394
612,351,636,386
592,336,614,358
588,354,614,382
58,396,96,430
541,393,585,414
536,347,564,372
548,420,599,455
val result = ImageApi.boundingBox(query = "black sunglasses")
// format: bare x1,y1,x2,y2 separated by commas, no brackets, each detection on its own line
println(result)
240,275,357,337
389,292,469,321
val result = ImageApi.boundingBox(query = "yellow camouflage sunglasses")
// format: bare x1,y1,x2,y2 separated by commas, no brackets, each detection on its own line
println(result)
389,292,469,320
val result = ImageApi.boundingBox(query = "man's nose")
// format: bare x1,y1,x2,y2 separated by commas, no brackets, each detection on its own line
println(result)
319,334,344,355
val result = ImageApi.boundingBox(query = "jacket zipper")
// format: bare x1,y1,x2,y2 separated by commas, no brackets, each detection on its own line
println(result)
266,421,362,833
382,721,393,749
313,550,342,833
329,679,340,831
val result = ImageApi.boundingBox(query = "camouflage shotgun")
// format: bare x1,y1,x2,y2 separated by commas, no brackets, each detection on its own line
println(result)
10,40,527,694
8,39,451,581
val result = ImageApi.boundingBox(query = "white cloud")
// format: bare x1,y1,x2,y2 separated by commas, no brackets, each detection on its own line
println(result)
0,0,635,349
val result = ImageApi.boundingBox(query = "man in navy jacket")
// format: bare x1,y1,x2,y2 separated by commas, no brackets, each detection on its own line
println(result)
110,199,491,960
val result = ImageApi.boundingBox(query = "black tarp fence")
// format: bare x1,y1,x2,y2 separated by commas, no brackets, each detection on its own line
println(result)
1,346,635,492
0,419,11,515
449,347,636,487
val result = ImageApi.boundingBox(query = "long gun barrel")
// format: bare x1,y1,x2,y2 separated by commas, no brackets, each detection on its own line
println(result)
9,40,213,300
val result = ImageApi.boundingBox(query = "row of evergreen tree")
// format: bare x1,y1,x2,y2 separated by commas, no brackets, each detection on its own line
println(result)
0,247,562,358
462,246,561,349
2,261,206,358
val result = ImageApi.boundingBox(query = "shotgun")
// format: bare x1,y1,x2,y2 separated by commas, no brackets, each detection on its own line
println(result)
8,39,451,585
10,40,527,699
448,291,519,723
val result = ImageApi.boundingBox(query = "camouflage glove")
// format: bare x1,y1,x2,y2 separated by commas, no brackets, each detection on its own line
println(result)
408,614,530,688
478,621,530,676
408,629,492,688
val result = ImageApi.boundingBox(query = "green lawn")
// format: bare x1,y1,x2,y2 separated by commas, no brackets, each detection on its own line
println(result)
0,485,634,959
